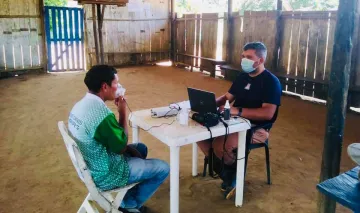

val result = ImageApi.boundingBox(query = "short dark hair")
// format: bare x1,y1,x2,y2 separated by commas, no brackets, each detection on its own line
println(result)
243,42,267,60
84,65,117,93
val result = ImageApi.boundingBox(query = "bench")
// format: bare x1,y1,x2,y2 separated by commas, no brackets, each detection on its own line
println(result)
176,53,226,78
219,64,242,81
89,51,169,66
317,166,360,213
275,73,360,106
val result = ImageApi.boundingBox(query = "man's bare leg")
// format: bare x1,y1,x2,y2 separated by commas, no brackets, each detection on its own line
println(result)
197,140,212,156
212,133,239,165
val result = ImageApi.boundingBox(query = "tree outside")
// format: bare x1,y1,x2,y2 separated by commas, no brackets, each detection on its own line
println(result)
45,0,68,6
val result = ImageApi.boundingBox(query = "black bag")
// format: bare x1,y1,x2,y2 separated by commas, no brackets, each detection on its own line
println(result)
192,112,219,127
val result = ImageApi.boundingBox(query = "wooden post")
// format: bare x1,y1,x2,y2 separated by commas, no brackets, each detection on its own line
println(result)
39,0,47,72
318,0,356,212
170,0,176,64
349,0,360,109
226,0,233,63
97,4,105,64
92,4,100,64
83,10,91,70
272,0,282,71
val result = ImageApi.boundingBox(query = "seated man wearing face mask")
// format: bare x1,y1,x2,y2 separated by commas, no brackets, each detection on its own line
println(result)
197,42,282,199
68,65,170,213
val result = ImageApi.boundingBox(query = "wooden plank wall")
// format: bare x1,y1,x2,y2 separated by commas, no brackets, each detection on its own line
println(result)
184,14,196,66
229,11,277,69
222,13,228,61
84,0,170,67
277,11,337,99
230,13,243,66
175,13,220,67
200,13,218,59
175,13,186,63
0,0,44,72
230,11,277,70
173,10,360,108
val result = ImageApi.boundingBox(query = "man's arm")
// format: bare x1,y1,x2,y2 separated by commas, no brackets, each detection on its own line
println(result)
230,103,277,121
216,92,235,107
115,97,143,158
93,113,128,154
117,110,128,154
115,97,128,138
113,97,130,155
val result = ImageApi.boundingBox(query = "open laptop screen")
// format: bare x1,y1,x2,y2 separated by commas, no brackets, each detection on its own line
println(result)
187,87,218,114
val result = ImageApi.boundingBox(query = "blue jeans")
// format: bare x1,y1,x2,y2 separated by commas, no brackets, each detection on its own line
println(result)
122,143,170,209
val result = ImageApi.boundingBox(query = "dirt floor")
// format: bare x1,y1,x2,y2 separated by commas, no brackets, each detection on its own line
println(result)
0,65,359,213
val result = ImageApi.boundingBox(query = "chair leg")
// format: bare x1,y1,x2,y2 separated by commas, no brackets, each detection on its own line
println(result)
78,194,99,213
265,145,271,185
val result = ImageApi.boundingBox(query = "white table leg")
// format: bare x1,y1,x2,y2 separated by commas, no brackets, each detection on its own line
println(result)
192,143,198,177
170,146,180,213
235,130,247,207
132,125,139,144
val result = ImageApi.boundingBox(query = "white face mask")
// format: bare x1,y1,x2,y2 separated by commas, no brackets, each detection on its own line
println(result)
241,58,257,73
115,83,126,98
114,74,126,98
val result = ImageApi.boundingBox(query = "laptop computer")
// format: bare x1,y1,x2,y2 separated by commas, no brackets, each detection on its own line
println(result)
187,87,218,114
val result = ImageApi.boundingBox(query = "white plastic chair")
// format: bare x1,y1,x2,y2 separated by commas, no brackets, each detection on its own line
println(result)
58,121,138,213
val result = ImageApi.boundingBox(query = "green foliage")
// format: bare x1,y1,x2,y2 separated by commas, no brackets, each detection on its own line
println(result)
45,0,67,6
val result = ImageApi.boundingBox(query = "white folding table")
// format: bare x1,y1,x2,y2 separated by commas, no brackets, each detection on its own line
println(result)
129,107,250,213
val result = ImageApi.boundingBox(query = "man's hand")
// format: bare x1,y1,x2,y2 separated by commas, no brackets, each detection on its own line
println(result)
115,96,127,114
115,96,129,136
218,105,225,113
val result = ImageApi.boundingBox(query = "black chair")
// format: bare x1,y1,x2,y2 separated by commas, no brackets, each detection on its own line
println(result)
245,123,273,185
202,122,273,185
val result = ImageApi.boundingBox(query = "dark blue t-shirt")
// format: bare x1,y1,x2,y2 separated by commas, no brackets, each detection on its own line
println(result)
228,70,282,125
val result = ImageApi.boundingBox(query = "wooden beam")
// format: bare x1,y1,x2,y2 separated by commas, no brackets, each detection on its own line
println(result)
272,0,282,71
100,5,106,29
226,0,233,63
97,4,104,64
0,66,43,72
77,0,128,5
349,0,360,108
86,17,169,21
170,0,176,63
92,4,100,64
39,0,47,73
83,9,91,70
0,15,41,18
176,17,226,21
318,0,357,212
89,51,169,54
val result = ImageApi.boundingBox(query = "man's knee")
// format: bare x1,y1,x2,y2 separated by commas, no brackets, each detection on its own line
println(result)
212,134,238,165
212,136,225,157
136,142,148,158
153,159,170,179
129,142,148,158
